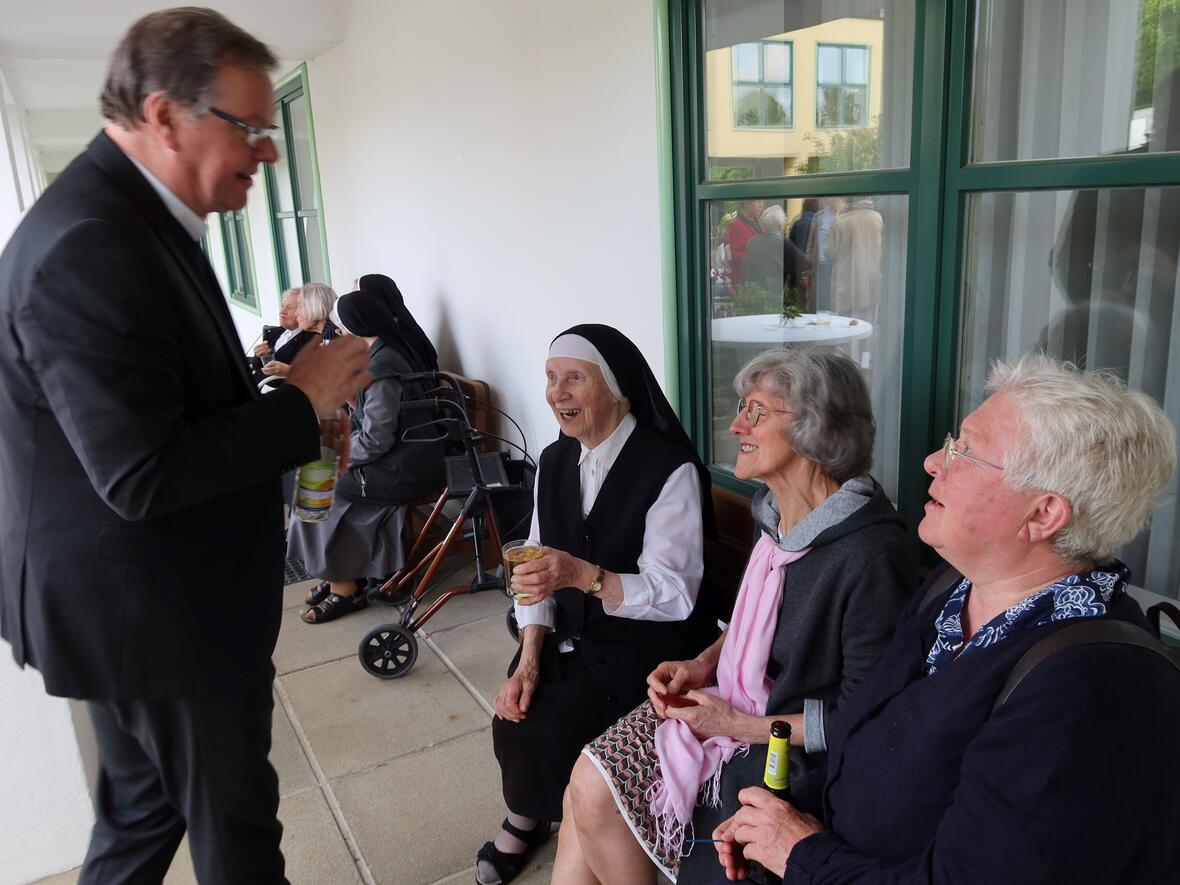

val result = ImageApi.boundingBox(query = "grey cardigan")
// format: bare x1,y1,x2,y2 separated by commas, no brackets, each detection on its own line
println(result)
677,475,917,884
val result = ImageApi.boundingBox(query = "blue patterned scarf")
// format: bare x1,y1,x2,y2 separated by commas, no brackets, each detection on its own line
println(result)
925,561,1130,676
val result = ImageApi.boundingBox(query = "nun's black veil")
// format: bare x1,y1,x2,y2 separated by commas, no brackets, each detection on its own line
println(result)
356,274,439,373
552,323,716,535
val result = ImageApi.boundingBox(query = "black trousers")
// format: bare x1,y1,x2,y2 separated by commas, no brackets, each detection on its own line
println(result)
78,671,287,885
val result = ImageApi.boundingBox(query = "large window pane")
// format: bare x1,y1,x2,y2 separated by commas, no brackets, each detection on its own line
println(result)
960,186,1180,597
279,217,303,286
705,0,913,177
288,94,318,211
270,121,295,214
708,194,909,498
971,0,1180,162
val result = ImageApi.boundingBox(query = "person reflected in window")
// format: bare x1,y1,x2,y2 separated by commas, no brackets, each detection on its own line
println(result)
788,198,818,254
742,205,812,311
1047,65,1178,404
725,199,765,285
262,281,339,379
825,196,883,327
805,196,844,313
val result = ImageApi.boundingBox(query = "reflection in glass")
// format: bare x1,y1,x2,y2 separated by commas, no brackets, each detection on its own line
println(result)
270,120,295,215
708,194,909,498
704,0,913,178
960,186,1180,596
971,0,1180,162
288,95,319,211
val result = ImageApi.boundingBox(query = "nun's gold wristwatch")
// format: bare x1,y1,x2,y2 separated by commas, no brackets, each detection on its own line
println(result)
586,566,605,595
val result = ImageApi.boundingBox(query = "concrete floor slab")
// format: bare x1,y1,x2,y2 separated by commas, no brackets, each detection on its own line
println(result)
413,582,514,636
271,692,316,797
282,577,320,611
273,597,406,677
427,614,518,709
281,650,490,780
331,728,510,885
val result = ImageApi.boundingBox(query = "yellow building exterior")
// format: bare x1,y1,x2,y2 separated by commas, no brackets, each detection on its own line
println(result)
705,17,885,176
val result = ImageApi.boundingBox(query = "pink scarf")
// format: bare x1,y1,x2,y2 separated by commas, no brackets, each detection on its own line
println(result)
647,532,807,858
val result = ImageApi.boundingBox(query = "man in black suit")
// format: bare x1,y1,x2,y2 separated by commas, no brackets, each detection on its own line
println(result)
0,8,371,883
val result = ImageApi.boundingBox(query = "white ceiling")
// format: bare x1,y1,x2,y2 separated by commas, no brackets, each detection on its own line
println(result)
0,0,345,171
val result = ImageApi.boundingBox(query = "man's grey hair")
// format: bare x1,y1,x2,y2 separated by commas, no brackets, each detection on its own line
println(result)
735,348,875,482
759,205,787,237
280,287,300,304
298,283,337,324
987,353,1177,566
100,7,277,127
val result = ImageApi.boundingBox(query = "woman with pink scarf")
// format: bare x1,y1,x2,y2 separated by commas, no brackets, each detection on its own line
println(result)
552,349,917,884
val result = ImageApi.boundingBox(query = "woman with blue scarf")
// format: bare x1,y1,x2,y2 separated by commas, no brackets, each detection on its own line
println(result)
711,354,1180,883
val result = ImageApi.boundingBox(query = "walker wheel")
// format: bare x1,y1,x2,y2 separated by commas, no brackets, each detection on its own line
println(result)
358,623,418,679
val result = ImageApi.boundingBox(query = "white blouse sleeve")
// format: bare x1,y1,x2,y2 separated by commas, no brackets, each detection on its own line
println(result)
604,462,704,622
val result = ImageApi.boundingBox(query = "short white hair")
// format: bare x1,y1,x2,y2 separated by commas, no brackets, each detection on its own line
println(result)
987,353,1177,566
298,282,337,323
759,204,787,236
279,287,300,304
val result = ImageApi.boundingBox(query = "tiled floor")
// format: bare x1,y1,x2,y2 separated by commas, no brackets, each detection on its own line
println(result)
38,562,557,885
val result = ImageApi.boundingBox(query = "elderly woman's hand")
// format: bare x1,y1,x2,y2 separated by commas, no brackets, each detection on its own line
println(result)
492,656,540,722
663,690,760,741
509,547,592,604
647,658,714,717
715,787,824,880
261,360,290,377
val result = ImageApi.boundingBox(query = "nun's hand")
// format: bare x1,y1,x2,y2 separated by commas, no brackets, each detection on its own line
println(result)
509,547,593,604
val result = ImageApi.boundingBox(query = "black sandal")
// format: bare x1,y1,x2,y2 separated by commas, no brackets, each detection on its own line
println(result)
474,818,551,885
302,581,368,624
304,581,331,607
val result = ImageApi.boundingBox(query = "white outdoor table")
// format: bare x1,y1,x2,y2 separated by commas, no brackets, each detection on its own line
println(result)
711,313,874,346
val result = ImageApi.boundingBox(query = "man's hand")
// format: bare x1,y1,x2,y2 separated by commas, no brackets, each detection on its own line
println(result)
261,360,290,377
285,337,371,416
252,342,273,358
493,656,540,722
509,547,591,605
714,787,825,880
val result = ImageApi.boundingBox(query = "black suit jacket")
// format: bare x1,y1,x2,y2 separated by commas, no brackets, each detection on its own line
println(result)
0,132,320,699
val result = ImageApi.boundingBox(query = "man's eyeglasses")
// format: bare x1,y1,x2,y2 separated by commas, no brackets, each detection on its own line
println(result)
736,398,790,427
205,106,279,147
941,433,1003,472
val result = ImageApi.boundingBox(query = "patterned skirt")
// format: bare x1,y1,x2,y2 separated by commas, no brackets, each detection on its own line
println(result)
582,700,680,881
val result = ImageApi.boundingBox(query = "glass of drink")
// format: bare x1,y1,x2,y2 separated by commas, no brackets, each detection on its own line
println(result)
815,309,832,327
503,539,544,600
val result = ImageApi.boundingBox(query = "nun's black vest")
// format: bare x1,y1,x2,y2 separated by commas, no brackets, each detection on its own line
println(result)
537,422,711,652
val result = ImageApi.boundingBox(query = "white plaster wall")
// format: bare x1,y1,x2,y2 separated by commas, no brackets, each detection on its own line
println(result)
0,657,94,884
0,70,95,885
308,0,668,455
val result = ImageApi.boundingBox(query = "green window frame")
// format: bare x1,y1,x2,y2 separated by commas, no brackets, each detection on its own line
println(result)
266,64,330,289
219,209,258,313
815,42,870,129
731,39,793,129
666,0,1180,610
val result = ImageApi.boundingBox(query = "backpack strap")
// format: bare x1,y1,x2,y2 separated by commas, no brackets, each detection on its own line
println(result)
992,619,1180,713
1146,601,1180,640
918,566,964,615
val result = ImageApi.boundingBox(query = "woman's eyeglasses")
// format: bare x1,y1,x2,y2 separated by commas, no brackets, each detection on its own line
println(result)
736,398,790,427
941,433,1003,471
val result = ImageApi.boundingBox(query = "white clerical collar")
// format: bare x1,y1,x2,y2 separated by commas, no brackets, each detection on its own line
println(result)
578,411,637,471
126,155,208,242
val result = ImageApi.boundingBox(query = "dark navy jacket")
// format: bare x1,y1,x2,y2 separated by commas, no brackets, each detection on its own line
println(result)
784,567,1180,884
